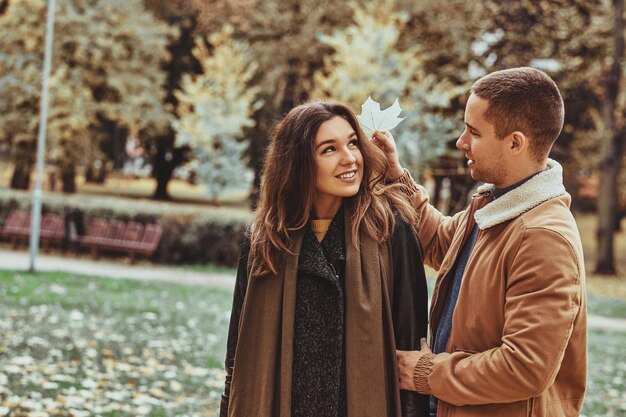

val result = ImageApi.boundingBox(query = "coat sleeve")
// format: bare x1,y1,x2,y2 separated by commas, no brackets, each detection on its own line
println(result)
393,172,468,270
413,228,583,405
391,213,429,417
219,234,251,417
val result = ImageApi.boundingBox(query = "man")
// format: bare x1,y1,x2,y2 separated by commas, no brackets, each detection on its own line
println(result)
375,67,587,417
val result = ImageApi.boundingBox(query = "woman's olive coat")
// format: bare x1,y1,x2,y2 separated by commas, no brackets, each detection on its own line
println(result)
221,210,428,417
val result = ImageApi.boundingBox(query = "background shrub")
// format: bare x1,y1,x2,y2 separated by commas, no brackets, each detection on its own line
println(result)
0,189,251,267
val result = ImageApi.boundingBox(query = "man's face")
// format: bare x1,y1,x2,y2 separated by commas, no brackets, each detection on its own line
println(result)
456,94,509,187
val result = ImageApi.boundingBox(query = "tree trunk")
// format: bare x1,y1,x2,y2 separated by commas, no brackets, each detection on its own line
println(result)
432,175,444,211
250,169,261,210
0,0,9,16
153,158,173,200
279,58,302,114
61,165,76,193
147,12,199,201
112,124,128,170
151,132,190,201
246,94,275,209
10,163,31,190
595,0,625,275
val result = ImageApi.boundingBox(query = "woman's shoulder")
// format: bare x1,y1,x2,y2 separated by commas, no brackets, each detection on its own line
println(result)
392,210,412,233
239,224,254,258
390,210,421,251
377,183,419,228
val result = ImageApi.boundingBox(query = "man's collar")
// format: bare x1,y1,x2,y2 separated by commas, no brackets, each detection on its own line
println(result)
473,159,566,230
492,168,546,199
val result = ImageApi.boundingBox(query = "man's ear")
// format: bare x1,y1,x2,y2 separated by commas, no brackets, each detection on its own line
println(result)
509,131,527,155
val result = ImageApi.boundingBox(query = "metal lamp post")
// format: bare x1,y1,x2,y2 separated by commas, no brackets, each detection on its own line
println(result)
29,0,56,272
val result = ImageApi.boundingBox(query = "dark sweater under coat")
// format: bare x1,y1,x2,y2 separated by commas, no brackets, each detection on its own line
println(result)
221,209,429,417
292,209,347,416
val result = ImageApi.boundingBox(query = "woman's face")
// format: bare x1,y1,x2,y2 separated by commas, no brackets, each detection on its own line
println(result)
312,116,363,217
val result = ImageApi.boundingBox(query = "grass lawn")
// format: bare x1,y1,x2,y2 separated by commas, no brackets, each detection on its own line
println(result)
0,271,625,417
0,271,233,417
585,329,626,417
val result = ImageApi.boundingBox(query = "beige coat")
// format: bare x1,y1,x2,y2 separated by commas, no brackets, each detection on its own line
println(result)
403,159,587,417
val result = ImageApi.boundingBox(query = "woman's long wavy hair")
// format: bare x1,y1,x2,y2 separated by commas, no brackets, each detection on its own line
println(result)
249,100,418,277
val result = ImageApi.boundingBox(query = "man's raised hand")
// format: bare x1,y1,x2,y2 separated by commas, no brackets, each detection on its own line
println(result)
372,130,404,181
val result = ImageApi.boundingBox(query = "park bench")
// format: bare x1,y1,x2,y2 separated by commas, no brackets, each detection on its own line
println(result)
1,211,163,262
0,210,29,247
0,210,65,251
77,219,163,264
38,213,65,251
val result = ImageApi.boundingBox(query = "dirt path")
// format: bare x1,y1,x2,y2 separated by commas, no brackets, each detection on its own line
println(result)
0,248,234,289
2,248,625,332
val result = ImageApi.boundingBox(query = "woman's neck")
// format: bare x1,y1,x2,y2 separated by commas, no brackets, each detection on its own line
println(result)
313,195,343,219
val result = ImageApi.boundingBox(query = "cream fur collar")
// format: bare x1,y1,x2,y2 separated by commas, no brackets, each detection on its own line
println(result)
474,159,566,230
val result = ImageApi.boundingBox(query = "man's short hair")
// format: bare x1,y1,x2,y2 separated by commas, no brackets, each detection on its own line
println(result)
471,67,564,162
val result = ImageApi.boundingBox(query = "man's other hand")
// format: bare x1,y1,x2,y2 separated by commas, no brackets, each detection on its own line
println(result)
396,338,432,391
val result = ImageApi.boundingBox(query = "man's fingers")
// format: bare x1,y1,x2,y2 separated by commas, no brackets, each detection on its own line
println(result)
371,130,396,155
372,130,392,140
421,337,428,350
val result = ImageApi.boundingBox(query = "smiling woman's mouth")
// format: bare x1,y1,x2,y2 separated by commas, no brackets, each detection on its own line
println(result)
337,171,357,180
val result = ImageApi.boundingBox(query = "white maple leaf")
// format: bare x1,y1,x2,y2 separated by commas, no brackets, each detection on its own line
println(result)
357,96,406,137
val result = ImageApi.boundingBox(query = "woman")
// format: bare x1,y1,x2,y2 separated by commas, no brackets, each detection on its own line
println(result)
220,101,428,417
